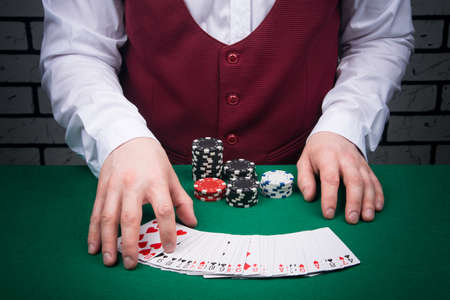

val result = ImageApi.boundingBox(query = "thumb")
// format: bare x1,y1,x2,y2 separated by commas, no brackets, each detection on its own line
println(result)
169,169,198,228
297,154,316,202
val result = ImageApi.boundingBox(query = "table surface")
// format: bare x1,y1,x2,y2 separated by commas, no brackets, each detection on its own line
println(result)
0,165,449,300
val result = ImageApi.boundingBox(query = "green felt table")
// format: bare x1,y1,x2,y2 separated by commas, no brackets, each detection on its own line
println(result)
1,165,449,300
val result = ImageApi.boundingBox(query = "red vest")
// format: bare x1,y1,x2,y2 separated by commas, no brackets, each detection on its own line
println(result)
121,0,340,164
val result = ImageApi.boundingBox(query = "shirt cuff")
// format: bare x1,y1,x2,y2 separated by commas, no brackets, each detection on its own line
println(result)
90,118,157,177
307,108,368,160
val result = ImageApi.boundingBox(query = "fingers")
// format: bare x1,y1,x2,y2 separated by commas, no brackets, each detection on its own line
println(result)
371,173,385,211
169,169,197,228
148,185,177,253
100,180,122,266
341,164,363,225
319,161,340,220
297,156,316,201
120,188,142,270
88,178,108,255
360,168,376,222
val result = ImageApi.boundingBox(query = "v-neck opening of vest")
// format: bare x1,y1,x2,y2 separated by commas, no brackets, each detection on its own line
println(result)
179,0,282,48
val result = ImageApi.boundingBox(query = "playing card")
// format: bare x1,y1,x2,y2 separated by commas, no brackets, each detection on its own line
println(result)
118,220,360,278
319,228,360,268
242,235,261,276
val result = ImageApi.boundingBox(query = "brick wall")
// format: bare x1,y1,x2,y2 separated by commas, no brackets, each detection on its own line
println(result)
0,0,449,166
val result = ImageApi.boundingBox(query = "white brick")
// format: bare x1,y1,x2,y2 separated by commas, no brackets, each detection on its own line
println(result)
387,116,450,142
44,148,86,165
404,53,450,81
0,0,43,17
0,148,40,165
0,22,27,50
441,85,450,111
368,145,431,164
30,22,43,51
411,0,450,15
413,20,444,49
0,87,34,113
0,118,65,144
0,55,41,82
435,145,450,164
38,87,52,114
389,85,436,112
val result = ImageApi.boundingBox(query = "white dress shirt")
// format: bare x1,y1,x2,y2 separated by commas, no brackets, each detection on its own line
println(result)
40,0,414,177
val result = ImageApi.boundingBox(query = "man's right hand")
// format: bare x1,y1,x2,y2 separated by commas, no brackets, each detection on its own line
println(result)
87,137,197,269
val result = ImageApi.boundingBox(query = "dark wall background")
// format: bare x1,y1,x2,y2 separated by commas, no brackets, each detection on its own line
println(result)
0,0,449,166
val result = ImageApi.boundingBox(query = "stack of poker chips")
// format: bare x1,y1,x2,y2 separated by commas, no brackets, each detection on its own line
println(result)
226,177,259,208
222,159,257,181
192,137,224,181
259,170,294,199
194,178,227,202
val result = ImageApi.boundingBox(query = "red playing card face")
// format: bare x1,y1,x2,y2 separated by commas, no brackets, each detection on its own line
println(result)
138,241,148,248
244,263,251,270
150,243,162,249
139,234,144,240
147,227,158,233
176,230,187,236
139,249,151,255
314,261,320,269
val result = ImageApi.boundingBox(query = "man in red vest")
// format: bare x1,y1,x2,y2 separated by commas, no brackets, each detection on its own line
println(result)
40,0,414,269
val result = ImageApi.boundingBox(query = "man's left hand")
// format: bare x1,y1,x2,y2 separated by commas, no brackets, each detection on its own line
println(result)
297,132,384,224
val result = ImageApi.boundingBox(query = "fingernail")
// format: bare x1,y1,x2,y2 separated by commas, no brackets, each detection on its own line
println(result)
88,243,95,254
103,252,112,263
364,209,374,219
376,201,383,211
123,256,135,269
349,211,359,224
164,243,175,253
326,208,335,219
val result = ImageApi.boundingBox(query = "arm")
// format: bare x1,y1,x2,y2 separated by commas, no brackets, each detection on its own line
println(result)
297,0,414,223
40,0,155,177
40,0,197,269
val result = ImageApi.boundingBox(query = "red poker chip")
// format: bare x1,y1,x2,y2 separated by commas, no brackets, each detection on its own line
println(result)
194,192,223,202
194,190,225,199
194,189,225,197
194,178,226,195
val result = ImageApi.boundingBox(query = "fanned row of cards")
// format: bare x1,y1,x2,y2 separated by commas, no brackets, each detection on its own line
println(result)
118,219,360,278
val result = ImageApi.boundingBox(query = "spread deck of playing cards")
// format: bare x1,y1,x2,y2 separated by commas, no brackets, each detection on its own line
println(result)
118,219,360,278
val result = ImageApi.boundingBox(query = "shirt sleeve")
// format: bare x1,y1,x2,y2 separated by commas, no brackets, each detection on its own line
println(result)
308,0,415,159
40,0,156,178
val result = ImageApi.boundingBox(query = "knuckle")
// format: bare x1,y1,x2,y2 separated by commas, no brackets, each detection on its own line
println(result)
341,153,357,166
121,212,140,226
101,213,116,226
323,174,340,187
90,214,101,225
156,203,174,218
347,174,363,187
121,170,137,188
347,196,362,207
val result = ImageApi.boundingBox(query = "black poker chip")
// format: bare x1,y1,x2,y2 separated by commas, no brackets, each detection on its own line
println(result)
223,159,256,181
227,177,259,193
192,137,224,180
192,137,223,153
225,177,259,207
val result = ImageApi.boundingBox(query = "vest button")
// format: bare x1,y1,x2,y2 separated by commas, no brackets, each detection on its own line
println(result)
226,134,239,145
226,94,240,105
226,52,240,64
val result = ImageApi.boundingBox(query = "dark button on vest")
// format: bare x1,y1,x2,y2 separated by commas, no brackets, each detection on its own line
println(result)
226,94,240,105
